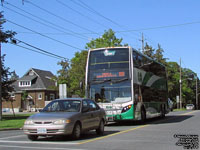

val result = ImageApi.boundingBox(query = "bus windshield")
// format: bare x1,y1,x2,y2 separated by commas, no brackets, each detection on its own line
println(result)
89,80,131,103
89,48,130,81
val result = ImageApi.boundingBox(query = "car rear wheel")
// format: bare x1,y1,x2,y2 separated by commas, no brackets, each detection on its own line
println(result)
96,120,104,135
72,123,81,140
27,135,38,141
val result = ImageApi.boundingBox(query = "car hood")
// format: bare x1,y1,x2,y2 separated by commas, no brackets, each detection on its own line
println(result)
28,112,80,121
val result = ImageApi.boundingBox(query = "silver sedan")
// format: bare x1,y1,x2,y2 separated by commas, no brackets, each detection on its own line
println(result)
23,98,106,140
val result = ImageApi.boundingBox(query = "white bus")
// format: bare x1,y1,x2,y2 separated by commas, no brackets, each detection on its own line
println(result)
85,47,168,122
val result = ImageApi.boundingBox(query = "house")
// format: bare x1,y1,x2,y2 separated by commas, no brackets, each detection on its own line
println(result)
2,68,58,112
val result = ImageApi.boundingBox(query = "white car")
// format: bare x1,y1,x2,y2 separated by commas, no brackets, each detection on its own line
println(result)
186,104,195,110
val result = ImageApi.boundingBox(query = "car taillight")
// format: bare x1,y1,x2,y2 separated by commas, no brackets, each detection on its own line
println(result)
121,104,132,113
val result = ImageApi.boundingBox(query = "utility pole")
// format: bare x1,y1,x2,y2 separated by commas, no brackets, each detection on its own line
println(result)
0,42,2,120
196,77,198,109
139,33,145,53
142,33,144,53
179,58,182,109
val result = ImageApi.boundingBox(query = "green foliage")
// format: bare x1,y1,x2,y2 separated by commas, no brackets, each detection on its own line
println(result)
85,29,124,49
143,43,155,59
57,59,70,84
1,12,16,100
0,12,16,43
68,50,88,97
1,55,14,100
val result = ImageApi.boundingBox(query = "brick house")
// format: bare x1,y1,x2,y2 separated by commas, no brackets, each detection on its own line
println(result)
2,68,58,112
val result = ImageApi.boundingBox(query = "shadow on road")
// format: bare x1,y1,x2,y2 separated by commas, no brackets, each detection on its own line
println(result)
106,114,194,126
35,130,120,142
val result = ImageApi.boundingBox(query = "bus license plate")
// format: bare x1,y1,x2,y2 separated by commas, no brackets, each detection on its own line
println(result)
106,111,112,115
37,128,47,134
106,116,114,121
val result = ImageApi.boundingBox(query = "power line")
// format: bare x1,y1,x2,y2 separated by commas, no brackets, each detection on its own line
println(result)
24,0,100,35
9,42,65,60
71,0,141,40
56,0,109,29
13,38,67,60
3,1,89,40
73,0,123,28
6,19,82,50
116,21,200,33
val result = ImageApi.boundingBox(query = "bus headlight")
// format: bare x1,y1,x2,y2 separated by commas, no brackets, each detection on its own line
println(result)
121,104,132,113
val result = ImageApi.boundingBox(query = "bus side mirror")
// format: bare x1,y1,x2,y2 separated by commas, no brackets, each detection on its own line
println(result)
80,81,83,89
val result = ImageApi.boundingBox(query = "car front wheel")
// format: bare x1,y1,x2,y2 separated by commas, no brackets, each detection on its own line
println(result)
72,123,81,140
96,120,104,135
27,135,38,141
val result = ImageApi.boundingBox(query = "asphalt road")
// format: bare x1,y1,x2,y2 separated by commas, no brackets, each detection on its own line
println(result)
0,110,199,150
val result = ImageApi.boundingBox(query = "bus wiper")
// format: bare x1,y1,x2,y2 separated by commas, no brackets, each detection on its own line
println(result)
112,78,129,83
91,79,111,84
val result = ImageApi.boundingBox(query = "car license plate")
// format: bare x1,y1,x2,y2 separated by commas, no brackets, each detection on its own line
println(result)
37,128,47,134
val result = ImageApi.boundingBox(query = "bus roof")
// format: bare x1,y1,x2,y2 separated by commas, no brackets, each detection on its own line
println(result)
89,46,130,52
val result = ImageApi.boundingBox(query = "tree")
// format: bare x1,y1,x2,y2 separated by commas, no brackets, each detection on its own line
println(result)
68,50,88,97
1,55,16,117
55,59,70,97
154,44,168,65
57,59,70,84
143,42,155,59
85,29,124,49
0,12,16,120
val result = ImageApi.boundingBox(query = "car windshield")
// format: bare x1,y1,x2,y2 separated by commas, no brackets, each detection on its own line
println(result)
42,100,81,112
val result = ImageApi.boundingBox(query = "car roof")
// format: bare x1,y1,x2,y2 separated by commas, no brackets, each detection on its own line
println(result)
52,98,90,101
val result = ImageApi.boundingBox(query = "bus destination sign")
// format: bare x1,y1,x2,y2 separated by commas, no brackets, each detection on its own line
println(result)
95,71,125,79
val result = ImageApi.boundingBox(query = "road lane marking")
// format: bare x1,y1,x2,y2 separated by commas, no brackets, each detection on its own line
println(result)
0,140,78,145
179,110,198,116
78,125,149,145
78,111,199,145
0,145,85,150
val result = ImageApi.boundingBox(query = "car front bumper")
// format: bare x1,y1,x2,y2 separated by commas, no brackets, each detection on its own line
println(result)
23,123,74,136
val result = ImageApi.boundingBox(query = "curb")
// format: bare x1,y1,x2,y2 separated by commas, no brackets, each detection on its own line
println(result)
0,128,22,131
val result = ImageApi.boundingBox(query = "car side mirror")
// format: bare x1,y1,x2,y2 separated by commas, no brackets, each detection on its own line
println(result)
82,106,89,113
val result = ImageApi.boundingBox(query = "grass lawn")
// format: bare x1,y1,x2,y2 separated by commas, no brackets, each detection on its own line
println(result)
0,113,34,129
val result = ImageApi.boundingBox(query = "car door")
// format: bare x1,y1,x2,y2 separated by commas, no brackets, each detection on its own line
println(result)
87,100,101,128
80,100,91,131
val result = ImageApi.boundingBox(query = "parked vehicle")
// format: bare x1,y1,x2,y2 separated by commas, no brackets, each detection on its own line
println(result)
168,98,173,111
23,98,106,141
186,104,195,110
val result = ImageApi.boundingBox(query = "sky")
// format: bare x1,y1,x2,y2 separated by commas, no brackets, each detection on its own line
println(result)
1,0,200,78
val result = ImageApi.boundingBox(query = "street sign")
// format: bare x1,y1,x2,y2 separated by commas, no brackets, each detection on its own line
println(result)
59,84,67,99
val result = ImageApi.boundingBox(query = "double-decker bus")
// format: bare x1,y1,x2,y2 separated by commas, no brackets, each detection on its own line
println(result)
85,47,168,122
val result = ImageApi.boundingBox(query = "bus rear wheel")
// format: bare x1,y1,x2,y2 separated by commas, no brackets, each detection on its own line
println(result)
140,108,146,124
161,105,165,118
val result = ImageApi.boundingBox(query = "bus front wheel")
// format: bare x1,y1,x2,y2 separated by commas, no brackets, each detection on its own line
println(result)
141,108,146,124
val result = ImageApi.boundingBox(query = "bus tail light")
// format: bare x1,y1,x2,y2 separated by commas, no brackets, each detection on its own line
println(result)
121,104,132,113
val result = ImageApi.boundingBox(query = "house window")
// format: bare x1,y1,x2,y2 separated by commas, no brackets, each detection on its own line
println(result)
38,93,42,100
50,94,55,100
19,81,31,87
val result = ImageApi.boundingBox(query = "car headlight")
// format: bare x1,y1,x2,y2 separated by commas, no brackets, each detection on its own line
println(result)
53,119,71,125
24,120,34,125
